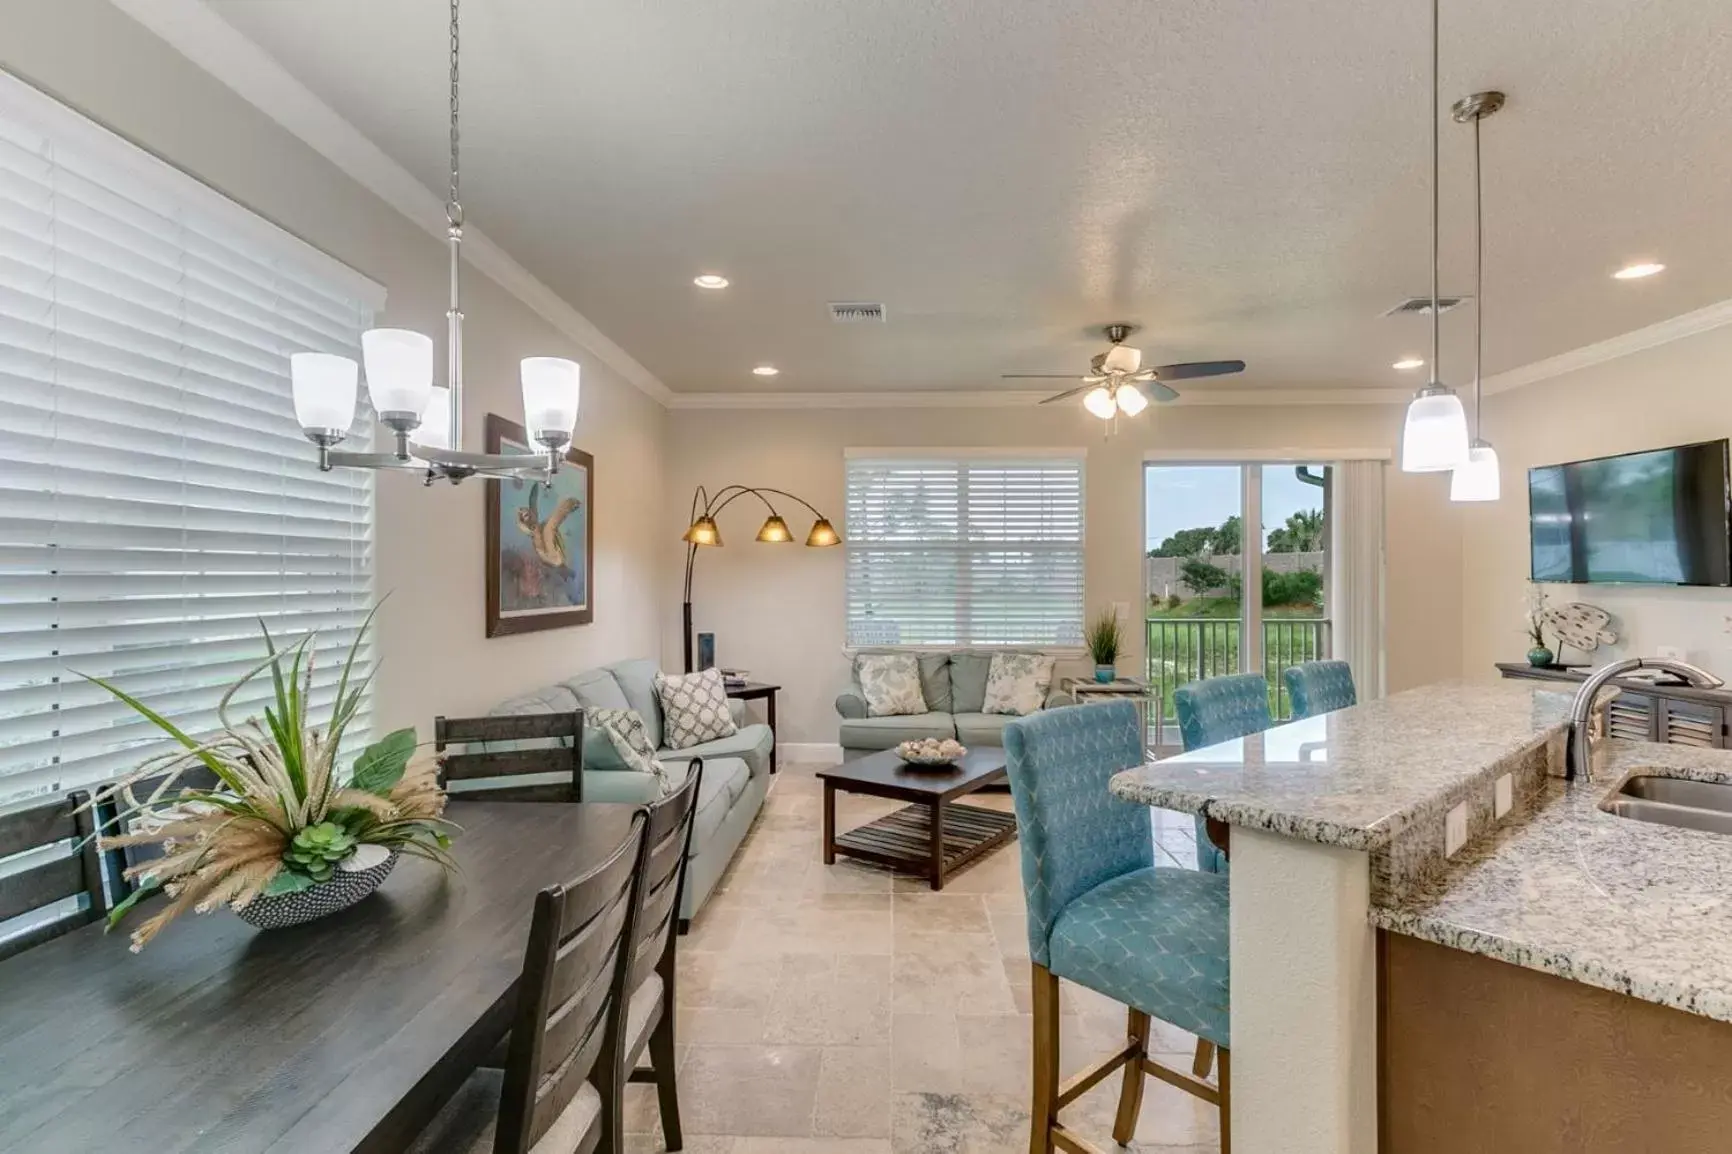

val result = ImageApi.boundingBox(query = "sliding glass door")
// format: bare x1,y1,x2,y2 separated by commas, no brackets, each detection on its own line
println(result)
1145,462,1332,747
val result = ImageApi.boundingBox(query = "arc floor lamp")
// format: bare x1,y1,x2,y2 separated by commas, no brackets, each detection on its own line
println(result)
681,485,842,672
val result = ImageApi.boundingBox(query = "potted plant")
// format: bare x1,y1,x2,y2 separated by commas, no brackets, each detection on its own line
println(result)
1525,585,1554,667
85,610,456,951
1085,608,1123,683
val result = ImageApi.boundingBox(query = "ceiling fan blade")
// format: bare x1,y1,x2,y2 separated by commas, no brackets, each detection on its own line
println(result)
1150,359,1247,380
1146,380,1181,403
1038,384,1093,405
1002,373,1087,379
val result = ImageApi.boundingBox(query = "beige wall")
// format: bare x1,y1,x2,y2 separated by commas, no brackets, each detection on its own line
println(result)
668,403,1464,743
2,3,666,736
1462,323,1732,681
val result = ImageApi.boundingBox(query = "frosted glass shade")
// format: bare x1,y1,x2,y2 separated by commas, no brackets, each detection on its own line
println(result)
1400,390,1470,472
755,515,793,543
1102,345,1142,373
1450,442,1501,502
1083,386,1117,420
1116,385,1149,416
361,329,434,417
418,386,453,450
290,352,357,433
521,357,581,441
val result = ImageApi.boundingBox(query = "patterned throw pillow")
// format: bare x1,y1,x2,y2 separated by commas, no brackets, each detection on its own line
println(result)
653,669,739,750
856,653,928,717
982,652,1056,716
586,707,672,795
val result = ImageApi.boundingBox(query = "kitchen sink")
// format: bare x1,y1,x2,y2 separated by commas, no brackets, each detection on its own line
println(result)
1603,774,1732,835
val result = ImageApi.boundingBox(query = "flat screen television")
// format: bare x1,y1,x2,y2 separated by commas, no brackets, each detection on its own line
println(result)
1529,439,1732,586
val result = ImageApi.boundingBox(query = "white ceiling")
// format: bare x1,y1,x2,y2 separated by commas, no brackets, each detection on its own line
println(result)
205,0,1732,396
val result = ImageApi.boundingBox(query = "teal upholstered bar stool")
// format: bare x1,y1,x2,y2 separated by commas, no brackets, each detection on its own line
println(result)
1172,673,1272,875
1283,660,1357,720
1004,702,1230,1154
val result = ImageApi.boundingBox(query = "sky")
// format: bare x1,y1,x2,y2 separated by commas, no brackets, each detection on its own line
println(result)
1144,464,1326,551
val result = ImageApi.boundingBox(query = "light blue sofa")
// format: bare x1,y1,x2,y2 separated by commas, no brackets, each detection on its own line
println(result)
489,658,772,925
835,650,1075,760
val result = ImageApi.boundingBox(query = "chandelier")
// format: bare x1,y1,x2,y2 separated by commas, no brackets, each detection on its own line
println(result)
288,0,578,484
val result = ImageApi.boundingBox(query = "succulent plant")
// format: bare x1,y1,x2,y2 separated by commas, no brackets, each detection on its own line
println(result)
283,821,358,883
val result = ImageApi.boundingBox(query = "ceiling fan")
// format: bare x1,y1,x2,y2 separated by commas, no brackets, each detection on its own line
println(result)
1003,324,1246,419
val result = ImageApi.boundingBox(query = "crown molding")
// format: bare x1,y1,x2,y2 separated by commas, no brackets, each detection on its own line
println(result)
111,0,674,407
1482,297,1732,395
667,387,1413,411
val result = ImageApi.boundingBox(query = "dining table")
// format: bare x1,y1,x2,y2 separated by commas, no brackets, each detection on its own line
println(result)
0,800,635,1154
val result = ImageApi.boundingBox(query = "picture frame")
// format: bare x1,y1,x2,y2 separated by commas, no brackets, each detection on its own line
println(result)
484,413,595,637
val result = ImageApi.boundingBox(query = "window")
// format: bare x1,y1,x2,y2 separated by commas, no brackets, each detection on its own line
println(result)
0,71,382,804
845,453,1085,647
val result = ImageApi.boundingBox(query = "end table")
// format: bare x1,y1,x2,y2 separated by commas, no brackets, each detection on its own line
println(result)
725,681,781,772
1062,676,1160,756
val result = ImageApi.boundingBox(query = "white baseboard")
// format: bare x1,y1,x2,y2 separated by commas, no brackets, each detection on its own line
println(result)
778,742,843,764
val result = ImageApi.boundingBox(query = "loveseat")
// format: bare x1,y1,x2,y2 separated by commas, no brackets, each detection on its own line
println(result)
834,650,1074,760
489,658,772,924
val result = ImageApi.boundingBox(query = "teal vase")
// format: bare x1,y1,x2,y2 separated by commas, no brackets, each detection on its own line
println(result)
1527,645,1554,667
1094,665,1116,683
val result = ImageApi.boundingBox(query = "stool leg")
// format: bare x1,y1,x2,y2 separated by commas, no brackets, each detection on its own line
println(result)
1112,1008,1151,1145
1192,1038,1215,1078
1218,1046,1231,1154
1029,964,1060,1154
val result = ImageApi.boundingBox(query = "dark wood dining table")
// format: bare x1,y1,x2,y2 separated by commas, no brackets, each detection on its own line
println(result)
0,800,635,1154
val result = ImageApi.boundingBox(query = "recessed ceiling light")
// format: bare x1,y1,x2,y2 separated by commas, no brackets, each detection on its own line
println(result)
1612,262,1664,281
693,274,729,289
752,365,779,377
1392,357,1425,371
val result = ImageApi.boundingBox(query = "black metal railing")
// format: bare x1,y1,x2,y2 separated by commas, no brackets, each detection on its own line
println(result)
1145,617,1332,733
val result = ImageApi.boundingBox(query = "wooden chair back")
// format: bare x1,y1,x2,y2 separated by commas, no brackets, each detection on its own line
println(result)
435,711,585,803
625,761,704,1000
0,790,107,961
494,814,646,1154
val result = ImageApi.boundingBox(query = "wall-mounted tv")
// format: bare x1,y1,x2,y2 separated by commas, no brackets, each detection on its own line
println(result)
1529,439,1732,586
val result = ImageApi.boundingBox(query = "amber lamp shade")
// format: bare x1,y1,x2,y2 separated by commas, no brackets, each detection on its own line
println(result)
805,519,841,548
755,515,794,543
683,515,722,547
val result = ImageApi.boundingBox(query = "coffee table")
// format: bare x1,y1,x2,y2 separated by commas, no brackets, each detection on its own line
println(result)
817,748,1017,890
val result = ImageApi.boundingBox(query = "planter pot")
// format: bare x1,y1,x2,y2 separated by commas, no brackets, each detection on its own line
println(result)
1094,665,1117,683
1527,646,1556,668
236,846,398,931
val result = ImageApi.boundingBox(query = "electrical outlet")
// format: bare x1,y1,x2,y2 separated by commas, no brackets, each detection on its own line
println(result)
1495,773,1513,819
1445,802,1468,857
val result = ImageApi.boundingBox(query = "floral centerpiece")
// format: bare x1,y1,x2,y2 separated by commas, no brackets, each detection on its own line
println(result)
87,611,455,950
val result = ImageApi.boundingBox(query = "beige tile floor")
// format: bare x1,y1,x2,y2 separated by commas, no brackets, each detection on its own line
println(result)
625,761,1220,1154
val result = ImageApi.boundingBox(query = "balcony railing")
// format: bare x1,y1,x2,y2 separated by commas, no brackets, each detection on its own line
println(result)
1146,616,1332,733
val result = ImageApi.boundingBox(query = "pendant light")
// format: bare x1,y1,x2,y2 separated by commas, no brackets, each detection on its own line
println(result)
1450,91,1505,502
1399,0,1470,473
288,0,579,483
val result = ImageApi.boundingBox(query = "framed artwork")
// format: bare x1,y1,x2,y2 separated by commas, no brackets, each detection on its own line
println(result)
484,413,594,637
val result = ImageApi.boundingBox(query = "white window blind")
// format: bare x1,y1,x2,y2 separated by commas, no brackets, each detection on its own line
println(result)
0,71,383,804
845,454,1085,647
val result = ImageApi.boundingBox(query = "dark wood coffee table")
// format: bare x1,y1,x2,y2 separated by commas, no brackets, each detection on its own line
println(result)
817,748,1017,890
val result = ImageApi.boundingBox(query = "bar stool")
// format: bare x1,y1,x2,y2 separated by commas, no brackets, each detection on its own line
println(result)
1283,660,1357,720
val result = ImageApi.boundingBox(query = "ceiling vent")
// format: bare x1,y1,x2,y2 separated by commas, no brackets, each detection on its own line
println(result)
829,302,886,323
1382,296,1468,317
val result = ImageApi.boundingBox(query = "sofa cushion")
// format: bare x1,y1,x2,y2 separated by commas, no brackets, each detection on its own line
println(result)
688,757,751,859
949,652,992,714
953,712,1013,748
484,686,583,755
606,659,666,749
855,653,927,716
983,652,1057,716
656,722,774,779
587,708,670,794
654,668,739,749
916,653,953,715
840,712,957,751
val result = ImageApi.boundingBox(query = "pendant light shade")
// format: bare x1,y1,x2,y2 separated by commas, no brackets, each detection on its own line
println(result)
1115,385,1149,416
520,356,581,445
361,328,435,419
290,352,358,435
755,514,793,543
1450,442,1501,501
1083,387,1117,420
683,515,722,546
806,518,841,547
417,386,453,450
1401,388,1470,472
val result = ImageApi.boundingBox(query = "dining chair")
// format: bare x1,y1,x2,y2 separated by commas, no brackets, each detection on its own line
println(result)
1172,673,1272,876
613,761,704,1152
408,813,647,1154
0,790,108,962
1004,702,1231,1154
436,710,586,803
1283,660,1357,720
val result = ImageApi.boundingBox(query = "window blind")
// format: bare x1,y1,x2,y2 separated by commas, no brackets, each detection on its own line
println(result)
845,455,1085,647
0,71,383,804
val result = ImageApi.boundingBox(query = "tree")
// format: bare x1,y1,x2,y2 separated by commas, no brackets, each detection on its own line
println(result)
1180,557,1231,597
1267,509,1324,553
1148,526,1216,558
1211,514,1241,555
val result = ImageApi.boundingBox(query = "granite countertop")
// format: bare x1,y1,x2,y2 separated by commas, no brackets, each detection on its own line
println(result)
1372,740,1732,1023
1107,681,1574,851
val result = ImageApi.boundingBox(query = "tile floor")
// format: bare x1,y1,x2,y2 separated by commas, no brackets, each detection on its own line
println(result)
626,760,1220,1154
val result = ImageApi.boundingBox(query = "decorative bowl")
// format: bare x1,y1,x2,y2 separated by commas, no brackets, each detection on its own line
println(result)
896,739,967,767
236,846,399,931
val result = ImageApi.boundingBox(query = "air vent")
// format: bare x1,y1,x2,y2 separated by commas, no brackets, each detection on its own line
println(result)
829,301,886,323
1383,296,1467,317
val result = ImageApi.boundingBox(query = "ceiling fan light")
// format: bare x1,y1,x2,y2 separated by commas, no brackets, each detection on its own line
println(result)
1083,386,1117,420
1102,345,1142,374
1400,388,1470,472
290,352,358,436
1449,441,1501,502
361,328,435,419
1116,385,1149,416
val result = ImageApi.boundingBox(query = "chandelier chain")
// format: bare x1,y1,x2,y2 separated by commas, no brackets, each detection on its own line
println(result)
448,0,461,221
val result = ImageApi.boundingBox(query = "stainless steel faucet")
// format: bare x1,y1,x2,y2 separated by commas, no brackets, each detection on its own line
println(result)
1568,657,1725,780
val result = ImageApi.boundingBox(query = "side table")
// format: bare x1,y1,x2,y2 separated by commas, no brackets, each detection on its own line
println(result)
1062,676,1160,755
725,681,781,772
